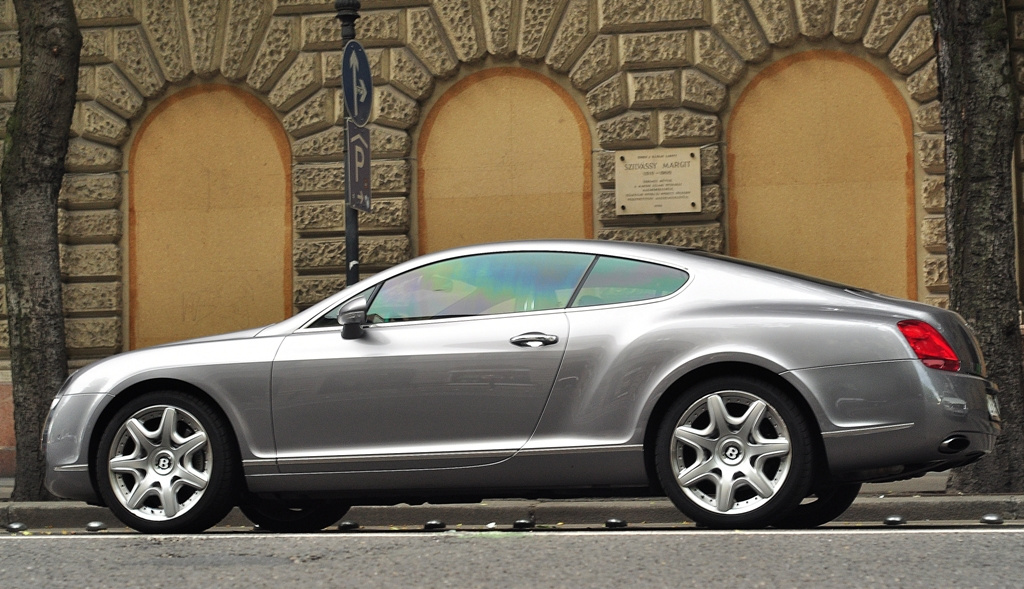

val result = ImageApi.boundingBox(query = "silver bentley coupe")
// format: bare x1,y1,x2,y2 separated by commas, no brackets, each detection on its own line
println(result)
44,240,1000,532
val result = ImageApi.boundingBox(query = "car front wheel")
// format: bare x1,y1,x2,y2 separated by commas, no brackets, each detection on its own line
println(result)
655,376,814,528
95,391,239,533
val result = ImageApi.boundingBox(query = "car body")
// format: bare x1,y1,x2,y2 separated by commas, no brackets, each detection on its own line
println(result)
44,240,1000,532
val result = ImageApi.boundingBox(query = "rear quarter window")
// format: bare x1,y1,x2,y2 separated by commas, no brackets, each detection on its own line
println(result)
571,256,688,307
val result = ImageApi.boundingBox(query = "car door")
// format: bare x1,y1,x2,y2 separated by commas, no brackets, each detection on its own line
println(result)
270,251,594,473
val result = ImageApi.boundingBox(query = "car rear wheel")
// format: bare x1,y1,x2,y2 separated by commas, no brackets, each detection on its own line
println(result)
241,497,351,533
655,376,814,528
95,391,239,533
773,483,862,528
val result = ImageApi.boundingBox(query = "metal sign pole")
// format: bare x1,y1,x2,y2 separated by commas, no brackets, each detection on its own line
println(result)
336,0,361,287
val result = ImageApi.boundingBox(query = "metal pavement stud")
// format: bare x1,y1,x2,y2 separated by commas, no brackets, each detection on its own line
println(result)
605,518,627,529
512,519,534,530
6,522,27,533
980,513,1004,525
85,521,107,532
424,519,446,530
883,515,906,526
337,521,360,531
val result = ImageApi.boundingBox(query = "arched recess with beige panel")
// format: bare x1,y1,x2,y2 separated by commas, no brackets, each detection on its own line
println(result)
728,51,916,299
129,86,293,349
417,68,593,253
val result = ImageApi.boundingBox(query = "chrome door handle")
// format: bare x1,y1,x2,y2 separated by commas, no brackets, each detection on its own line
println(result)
510,332,559,348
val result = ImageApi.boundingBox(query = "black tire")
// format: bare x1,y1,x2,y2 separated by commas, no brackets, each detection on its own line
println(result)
241,496,351,533
94,390,240,533
773,483,862,528
654,376,815,528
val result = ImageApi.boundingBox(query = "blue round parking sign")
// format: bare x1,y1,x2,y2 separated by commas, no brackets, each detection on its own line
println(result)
342,40,373,127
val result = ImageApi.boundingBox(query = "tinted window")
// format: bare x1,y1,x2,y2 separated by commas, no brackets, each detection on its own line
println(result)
571,256,688,307
368,252,594,323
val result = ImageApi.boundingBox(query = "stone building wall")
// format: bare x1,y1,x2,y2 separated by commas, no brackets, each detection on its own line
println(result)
0,0,966,367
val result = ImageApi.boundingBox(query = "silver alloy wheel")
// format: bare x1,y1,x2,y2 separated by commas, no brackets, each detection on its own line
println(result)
670,390,792,515
107,405,211,522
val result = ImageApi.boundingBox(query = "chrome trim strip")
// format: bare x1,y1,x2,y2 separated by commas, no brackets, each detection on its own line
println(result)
243,459,277,467
821,423,915,438
277,449,513,466
516,444,643,456
54,464,88,472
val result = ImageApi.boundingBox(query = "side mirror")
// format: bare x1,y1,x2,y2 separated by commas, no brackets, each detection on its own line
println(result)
338,297,368,340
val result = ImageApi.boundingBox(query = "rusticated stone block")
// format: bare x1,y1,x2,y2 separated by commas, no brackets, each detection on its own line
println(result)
907,57,938,102
922,216,946,253
629,71,681,109
366,48,389,85
569,35,617,91
596,111,657,149
222,0,271,80
711,0,770,63
917,134,944,174
81,29,113,65
372,159,411,195
59,210,123,244
0,67,16,102
66,318,122,352
390,48,434,100
373,85,419,129
96,64,145,120
185,0,223,77
481,0,515,57
293,126,345,161
924,295,949,309
795,0,834,40
921,175,944,213
141,0,192,83
356,10,406,47
408,8,458,78
597,0,707,32
701,144,722,182
370,124,412,158
434,0,485,62
65,139,123,173
295,197,410,234
586,73,628,120
681,69,728,113
323,51,343,87
547,0,594,73
0,102,10,135
294,235,411,272
694,29,745,85
888,15,934,74
1013,11,1024,49
701,184,724,218
76,0,138,26
0,31,18,67
61,244,121,280
113,27,166,98
620,32,691,70
60,174,122,210
295,276,347,306
660,109,720,147
915,101,942,132
247,17,300,92
301,13,343,50
283,89,335,138
597,224,724,253
597,151,616,187
747,0,799,46
71,102,130,146
64,283,122,316
269,52,320,111
862,0,928,55
924,255,948,292
77,67,96,101
833,0,874,43
519,0,568,61
293,162,345,196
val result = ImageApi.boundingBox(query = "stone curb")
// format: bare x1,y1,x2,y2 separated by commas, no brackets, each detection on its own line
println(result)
2,496,1022,530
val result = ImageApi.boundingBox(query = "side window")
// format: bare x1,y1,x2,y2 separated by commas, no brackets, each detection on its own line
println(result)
367,252,594,323
571,257,688,307
305,286,376,329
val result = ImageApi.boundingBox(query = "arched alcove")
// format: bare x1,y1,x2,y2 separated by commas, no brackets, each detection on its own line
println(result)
129,86,292,349
417,68,593,254
728,51,916,298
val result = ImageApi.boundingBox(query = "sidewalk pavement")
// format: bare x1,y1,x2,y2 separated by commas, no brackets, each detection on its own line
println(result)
4,472,1023,530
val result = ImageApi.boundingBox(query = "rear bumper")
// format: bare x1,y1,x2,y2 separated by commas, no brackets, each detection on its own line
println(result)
786,360,999,482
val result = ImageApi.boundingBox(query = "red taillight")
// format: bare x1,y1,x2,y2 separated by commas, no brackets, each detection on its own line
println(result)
897,319,960,372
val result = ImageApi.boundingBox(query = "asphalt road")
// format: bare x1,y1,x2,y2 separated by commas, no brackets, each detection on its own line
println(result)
2,527,1023,588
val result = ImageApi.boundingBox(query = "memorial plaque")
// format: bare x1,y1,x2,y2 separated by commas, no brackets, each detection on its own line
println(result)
615,148,701,215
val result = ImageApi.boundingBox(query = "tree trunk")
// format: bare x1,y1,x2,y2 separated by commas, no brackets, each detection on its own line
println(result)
0,0,80,501
931,0,1024,492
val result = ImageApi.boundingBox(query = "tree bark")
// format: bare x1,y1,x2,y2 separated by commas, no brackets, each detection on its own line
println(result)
931,0,1024,492
0,0,80,501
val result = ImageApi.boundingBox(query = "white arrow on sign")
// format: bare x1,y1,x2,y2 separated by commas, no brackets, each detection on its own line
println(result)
349,51,368,104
